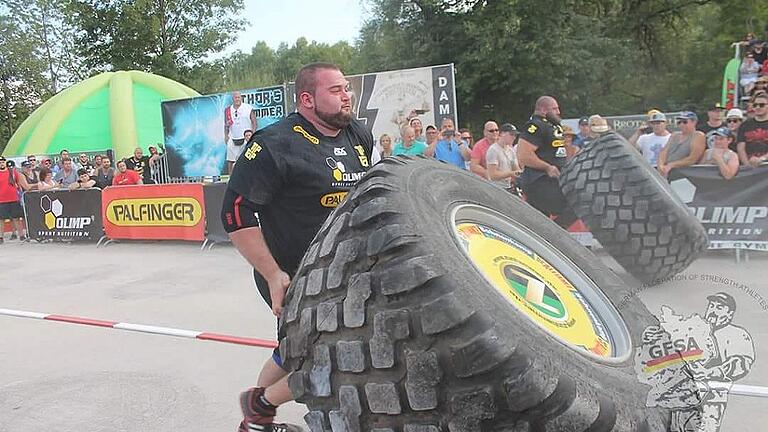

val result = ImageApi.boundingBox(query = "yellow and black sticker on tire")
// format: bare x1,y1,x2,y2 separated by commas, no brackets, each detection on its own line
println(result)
456,223,614,357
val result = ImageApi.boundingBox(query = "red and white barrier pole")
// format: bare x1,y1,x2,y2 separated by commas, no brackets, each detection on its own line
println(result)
0,308,278,349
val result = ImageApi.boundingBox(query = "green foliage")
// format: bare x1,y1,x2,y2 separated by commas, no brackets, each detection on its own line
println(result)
67,0,246,82
0,14,51,152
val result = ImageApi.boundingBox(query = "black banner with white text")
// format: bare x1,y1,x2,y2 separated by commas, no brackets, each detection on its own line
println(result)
23,189,103,241
670,165,768,250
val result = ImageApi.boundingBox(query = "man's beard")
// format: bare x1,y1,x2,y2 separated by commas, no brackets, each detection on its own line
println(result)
546,111,561,124
316,107,353,129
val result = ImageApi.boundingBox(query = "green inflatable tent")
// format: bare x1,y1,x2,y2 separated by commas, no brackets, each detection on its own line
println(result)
3,70,199,159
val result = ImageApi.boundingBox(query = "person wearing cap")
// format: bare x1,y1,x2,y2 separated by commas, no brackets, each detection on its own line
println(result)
470,120,501,177
485,123,521,193
699,127,739,179
20,161,40,189
68,168,97,190
736,91,768,167
679,292,754,431
697,103,725,135
0,156,30,243
425,118,470,169
657,112,706,177
562,126,578,159
572,117,592,149
629,111,671,167
588,114,610,138
725,108,744,149
517,95,577,229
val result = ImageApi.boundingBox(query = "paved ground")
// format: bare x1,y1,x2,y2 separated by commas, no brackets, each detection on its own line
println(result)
0,240,765,431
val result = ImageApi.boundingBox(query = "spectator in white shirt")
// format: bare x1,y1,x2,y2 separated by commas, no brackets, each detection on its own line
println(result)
629,111,671,166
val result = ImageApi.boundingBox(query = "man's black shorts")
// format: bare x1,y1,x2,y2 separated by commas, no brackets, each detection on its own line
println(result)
0,201,23,219
524,176,577,229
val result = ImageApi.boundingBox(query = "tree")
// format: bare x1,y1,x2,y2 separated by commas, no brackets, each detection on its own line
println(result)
67,0,245,81
354,0,747,132
0,15,50,152
4,0,84,94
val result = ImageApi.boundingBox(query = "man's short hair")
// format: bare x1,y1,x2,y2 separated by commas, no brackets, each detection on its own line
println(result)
77,168,88,176
295,63,341,100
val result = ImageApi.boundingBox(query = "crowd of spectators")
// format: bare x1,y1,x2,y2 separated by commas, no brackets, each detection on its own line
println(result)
0,147,163,243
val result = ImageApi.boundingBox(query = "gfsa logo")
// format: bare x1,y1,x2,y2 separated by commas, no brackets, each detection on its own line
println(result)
40,195,92,230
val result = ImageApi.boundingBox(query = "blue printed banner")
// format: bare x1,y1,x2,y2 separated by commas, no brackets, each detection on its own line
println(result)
162,85,286,177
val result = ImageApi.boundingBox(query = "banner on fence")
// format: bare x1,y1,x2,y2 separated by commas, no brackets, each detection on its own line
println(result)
102,184,206,241
562,113,684,139
670,165,768,250
23,189,103,241
161,85,287,178
203,182,229,244
345,64,457,147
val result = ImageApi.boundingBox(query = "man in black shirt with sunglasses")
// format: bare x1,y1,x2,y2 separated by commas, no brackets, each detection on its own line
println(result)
737,92,768,167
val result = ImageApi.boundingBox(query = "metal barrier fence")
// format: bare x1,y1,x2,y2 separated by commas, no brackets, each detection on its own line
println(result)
150,154,223,184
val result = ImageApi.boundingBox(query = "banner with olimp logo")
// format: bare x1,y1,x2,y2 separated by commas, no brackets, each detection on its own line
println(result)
670,165,768,250
23,189,103,241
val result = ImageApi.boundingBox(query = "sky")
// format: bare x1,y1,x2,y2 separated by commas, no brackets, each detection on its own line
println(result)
226,0,370,54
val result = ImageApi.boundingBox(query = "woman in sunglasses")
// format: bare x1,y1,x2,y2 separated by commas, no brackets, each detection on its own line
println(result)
725,109,744,152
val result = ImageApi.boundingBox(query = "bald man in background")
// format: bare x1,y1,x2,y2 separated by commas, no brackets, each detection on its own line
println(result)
516,96,577,229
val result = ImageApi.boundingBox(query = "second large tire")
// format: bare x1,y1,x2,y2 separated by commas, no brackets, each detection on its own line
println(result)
559,132,708,285
279,157,675,431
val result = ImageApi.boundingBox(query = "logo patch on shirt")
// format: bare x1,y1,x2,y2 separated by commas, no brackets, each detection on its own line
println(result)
334,147,347,156
244,141,262,160
320,191,348,208
555,147,567,158
552,139,565,148
353,145,369,167
293,125,320,145
528,124,538,134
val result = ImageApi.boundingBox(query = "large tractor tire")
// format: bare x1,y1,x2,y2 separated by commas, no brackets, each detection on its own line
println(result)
560,132,708,285
280,157,671,432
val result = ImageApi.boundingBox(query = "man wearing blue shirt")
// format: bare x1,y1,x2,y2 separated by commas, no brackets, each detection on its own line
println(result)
425,118,470,169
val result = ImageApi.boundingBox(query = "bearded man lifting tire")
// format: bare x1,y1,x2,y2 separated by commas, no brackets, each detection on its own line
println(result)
559,132,708,285
279,156,677,432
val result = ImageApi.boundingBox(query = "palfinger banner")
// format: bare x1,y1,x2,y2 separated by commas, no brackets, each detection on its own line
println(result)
669,165,768,250
161,85,287,178
102,184,206,241
23,189,103,241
